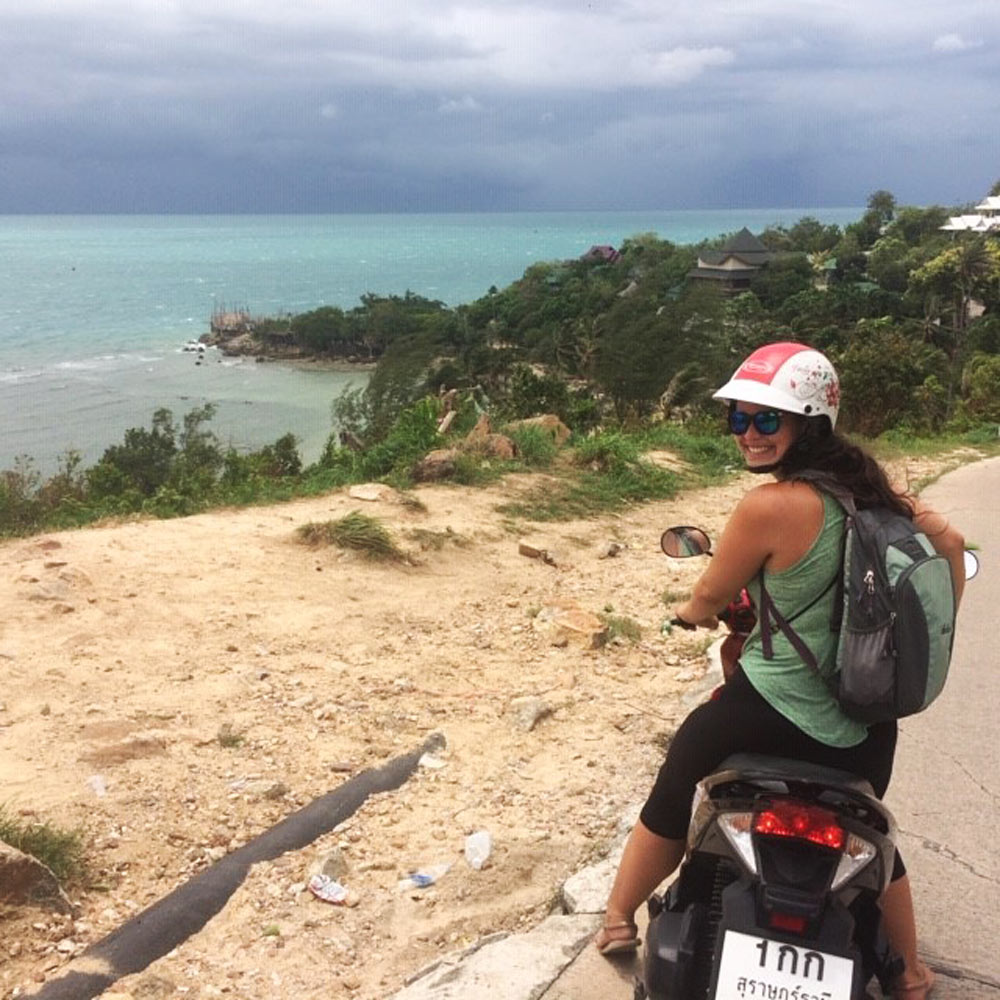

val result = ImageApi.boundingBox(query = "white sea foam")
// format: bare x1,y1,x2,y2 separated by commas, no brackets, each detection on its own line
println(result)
0,367,44,384
52,353,164,374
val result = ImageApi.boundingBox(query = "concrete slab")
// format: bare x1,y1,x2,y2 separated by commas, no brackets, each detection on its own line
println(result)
540,905,649,1000
391,914,600,1000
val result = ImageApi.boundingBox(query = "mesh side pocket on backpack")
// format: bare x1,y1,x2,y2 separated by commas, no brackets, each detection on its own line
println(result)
836,625,896,723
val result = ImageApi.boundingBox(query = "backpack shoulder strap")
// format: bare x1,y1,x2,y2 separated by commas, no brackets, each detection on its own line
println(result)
786,470,855,633
758,471,855,675
758,574,822,673
788,469,858,517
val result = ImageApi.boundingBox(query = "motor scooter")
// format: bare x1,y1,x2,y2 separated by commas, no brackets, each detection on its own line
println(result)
637,526,978,1000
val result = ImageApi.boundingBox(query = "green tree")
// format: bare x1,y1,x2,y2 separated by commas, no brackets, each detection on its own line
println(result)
908,238,1000,357
845,190,897,250
831,231,868,283
720,292,781,372
291,306,350,354
910,375,949,434
867,190,897,226
886,206,950,247
175,404,222,486
966,315,1000,356
959,353,1000,423
866,236,911,293
503,365,571,421
0,457,43,533
836,322,947,435
88,408,177,499
748,255,813,309
787,217,841,253
592,306,673,421
354,292,449,358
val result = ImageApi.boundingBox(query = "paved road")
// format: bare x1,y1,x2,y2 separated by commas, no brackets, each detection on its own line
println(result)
883,458,1000,997
538,457,1000,1000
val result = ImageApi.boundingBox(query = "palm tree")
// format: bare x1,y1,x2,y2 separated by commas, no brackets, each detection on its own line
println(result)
910,237,1000,347
909,236,1000,409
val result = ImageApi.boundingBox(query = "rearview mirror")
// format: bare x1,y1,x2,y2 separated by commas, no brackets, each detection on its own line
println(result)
964,549,980,581
660,526,712,558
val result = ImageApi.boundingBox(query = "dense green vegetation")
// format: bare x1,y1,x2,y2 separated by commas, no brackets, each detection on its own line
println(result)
4,189,1000,537
244,191,1000,440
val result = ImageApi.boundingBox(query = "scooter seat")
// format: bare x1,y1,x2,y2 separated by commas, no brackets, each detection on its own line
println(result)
716,752,876,797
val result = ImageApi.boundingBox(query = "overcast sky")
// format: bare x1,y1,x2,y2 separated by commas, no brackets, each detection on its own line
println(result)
1,0,997,213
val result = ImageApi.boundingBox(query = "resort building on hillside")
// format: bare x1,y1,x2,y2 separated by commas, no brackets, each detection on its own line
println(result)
581,244,622,264
686,227,776,294
940,196,1000,233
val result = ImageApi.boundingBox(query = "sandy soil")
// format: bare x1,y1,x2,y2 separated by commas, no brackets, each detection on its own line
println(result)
0,452,974,999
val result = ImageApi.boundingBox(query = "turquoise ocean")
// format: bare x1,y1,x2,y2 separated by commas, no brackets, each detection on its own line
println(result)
0,209,861,473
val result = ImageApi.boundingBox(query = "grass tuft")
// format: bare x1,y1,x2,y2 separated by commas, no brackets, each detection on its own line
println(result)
297,510,409,562
504,425,560,468
406,527,470,551
217,722,245,748
0,804,88,884
600,613,643,643
398,492,428,512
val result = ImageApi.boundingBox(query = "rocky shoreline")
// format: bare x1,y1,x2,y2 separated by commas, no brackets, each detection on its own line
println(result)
200,328,373,368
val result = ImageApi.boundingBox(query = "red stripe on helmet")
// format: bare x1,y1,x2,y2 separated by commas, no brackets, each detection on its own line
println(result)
734,341,809,384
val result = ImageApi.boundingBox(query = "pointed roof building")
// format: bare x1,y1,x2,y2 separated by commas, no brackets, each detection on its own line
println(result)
687,227,777,292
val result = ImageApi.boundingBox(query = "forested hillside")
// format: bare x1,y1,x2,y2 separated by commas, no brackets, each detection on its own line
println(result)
268,189,1000,442
5,188,1000,535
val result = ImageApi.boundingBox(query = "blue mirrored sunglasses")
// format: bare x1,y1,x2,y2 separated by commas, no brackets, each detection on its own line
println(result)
728,408,783,435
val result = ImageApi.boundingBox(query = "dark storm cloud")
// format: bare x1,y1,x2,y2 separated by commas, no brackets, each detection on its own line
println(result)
0,1,997,212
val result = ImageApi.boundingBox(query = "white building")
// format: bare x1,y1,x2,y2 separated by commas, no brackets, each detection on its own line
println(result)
941,195,1000,233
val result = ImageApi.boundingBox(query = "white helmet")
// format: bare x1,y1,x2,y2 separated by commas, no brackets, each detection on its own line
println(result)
713,341,840,429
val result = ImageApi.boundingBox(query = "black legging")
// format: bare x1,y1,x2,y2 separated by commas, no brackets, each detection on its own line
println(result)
639,666,906,881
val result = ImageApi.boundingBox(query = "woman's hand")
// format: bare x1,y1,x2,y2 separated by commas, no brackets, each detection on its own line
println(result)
672,605,719,630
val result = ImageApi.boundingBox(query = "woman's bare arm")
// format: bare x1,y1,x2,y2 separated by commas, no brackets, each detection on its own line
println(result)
912,500,967,606
673,482,821,626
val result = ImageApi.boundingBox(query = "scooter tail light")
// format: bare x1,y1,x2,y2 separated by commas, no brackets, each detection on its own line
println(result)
830,831,877,890
718,811,757,874
753,800,845,850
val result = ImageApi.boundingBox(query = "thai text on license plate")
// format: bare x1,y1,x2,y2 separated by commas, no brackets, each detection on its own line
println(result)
713,930,855,1000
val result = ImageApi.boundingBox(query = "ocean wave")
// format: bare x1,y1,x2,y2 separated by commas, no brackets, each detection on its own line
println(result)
0,366,44,384
53,352,165,373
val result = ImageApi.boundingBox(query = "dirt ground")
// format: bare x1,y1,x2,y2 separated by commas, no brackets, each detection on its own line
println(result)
0,452,976,999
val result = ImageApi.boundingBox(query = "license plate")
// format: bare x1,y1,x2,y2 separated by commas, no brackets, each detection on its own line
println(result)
713,930,855,1000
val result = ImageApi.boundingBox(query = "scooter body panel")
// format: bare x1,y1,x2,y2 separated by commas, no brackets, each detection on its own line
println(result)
641,755,899,1000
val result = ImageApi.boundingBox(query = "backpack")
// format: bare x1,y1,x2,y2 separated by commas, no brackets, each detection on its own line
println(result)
758,481,957,724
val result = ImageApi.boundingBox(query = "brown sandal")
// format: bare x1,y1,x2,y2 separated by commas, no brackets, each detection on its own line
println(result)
893,964,936,998
594,920,640,956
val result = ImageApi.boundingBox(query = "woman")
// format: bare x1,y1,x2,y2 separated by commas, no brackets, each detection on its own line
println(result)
595,342,964,1000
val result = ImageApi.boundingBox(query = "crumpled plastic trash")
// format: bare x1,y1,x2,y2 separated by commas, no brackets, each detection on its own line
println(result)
308,873,349,904
464,830,492,870
397,862,452,890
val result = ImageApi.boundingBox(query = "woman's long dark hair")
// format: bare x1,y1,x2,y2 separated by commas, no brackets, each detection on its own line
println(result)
778,418,914,517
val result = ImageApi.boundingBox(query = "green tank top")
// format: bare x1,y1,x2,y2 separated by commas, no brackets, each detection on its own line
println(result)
741,491,869,748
